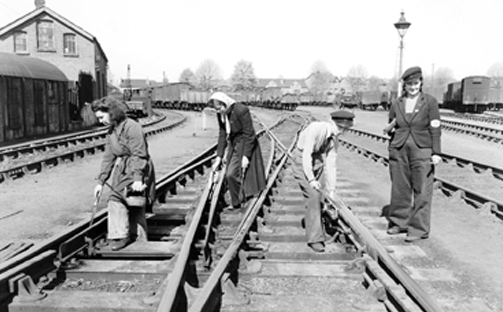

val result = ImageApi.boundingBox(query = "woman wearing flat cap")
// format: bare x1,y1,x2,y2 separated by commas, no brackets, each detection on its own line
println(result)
385,66,442,243
207,92,266,209
293,110,354,252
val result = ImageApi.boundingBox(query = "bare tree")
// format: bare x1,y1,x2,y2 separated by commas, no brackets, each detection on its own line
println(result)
310,60,329,74
487,62,503,89
179,68,196,84
195,59,222,91
366,75,386,91
487,62,503,78
307,60,332,98
346,64,368,93
230,59,257,91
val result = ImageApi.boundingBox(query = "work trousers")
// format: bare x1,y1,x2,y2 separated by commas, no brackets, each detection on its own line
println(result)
225,150,243,208
388,136,434,237
107,200,148,241
292,149,326,245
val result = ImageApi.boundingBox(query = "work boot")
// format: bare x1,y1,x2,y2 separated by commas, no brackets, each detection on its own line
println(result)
308,242,325,253
110,238,130,251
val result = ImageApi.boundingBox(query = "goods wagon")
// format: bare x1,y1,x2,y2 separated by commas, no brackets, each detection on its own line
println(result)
0,53,69,144
443,77,490,113
488,85,503,111
340,93,359,109
359,91,382,110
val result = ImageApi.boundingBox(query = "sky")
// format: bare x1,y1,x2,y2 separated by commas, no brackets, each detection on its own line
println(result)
1,0,502,84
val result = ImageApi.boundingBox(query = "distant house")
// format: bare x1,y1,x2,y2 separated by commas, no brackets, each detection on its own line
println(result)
0,0,108,109
256,78,308,95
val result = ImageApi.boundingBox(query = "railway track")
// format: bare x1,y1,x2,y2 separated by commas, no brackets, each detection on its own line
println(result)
439,119,503,143
0,111,183,183
441,112,503,125
342,128,503,220
0,113,445,311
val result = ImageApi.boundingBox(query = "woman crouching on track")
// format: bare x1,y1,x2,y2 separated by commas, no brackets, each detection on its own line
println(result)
207,92,266,210
92,97,156,251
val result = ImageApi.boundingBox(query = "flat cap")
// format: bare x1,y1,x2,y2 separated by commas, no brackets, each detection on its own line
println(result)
330,110,355,120
401,66,422,82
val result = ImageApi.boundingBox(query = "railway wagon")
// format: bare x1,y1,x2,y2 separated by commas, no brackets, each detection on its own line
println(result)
445,76,491,113
460,76,490,113
180,90,211,111
488,85,503,111
340,93,359,109
280,93,299,111
0,53,70,144
443,81,462,110
359,90,382,110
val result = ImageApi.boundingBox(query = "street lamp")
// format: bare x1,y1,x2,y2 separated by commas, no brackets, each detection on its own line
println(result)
394,10,411,96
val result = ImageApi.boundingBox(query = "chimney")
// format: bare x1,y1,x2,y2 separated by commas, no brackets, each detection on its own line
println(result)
35,0,46,9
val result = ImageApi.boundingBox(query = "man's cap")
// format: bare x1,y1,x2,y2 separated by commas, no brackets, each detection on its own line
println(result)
401,66,422,82
330,110,355,120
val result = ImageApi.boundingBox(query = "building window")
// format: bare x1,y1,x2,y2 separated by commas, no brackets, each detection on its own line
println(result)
63,33,77,54
37,20,55,51
14,32,27,53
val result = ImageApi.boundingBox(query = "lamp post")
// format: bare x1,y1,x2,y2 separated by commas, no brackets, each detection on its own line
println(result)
394,11,411,97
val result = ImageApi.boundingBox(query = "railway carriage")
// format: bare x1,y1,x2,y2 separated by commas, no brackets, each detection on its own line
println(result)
0,53,70,144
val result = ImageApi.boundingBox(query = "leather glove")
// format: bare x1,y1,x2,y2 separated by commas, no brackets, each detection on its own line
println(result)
309,180,321,190
431,155,442,165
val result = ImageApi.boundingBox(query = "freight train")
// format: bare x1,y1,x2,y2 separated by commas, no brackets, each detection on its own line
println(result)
443,76,503,113
142,83,310,111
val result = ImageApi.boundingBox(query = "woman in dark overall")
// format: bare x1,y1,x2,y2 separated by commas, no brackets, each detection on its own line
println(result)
207,92,266,209
92,97,155,251
385,66,442,242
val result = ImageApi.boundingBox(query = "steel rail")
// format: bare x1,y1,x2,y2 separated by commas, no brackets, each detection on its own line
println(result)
323,190,445,312
0,114,185,183
348,128,503,180
441,112,503,125
155,116,287,311
0,112,167,161
0,140,221,304
339,138,503,220
188,118,303,312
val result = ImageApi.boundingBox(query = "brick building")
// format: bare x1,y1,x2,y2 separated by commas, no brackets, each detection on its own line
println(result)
0,0,108,112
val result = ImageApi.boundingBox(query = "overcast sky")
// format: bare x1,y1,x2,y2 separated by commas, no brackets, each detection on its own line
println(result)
1,0,502,84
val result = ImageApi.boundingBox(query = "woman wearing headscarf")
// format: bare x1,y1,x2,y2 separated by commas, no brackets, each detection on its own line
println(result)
92,97,155,251
385,66,442,242
207,92,266,209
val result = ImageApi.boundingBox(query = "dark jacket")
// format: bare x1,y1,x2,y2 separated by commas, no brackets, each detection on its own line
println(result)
216,102,266,197
389,92,441,155
97,119,156,206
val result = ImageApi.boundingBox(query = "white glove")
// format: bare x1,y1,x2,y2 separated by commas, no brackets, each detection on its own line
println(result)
431,155,442,165
212,156,222,171
241,156,250,170
309,180,321,190
94,184,103,199
131,181,147,192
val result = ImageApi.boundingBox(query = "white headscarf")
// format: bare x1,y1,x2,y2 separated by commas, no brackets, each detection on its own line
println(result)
209,92,236,135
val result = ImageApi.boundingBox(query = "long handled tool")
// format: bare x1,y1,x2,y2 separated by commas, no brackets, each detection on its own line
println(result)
238,167,247,203
89,193,101,227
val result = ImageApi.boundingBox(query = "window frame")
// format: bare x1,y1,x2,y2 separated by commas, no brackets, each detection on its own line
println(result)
13,31,28,54
63,33,78,56
36,19,56,52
